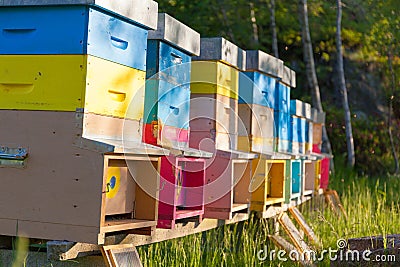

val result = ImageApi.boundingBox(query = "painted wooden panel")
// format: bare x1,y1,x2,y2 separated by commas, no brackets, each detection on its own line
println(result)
237,103,275,154
305,121,313,154
238,71,275,108
144,80,190,128
158,156,205,229
291,160,302,194
237,136,275,154
0,111,103,228
189,130,237,152
83,113,142,143
303,161,315,194
0,6,148,70
284,160,291,204
190,93,238,135
274,111,290,141
320,157,330,189
250,159,285,212
0,55,146,118
158,123,189,149
85,55,146,119
0,55,86,111
146,40,191,85
313,123,323,145
0,110,159,244
191,61,239,99
204,158,251,220
274,82,290,113
104,166,135,215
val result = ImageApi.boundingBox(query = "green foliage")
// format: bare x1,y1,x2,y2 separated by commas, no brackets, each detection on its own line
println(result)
156,0,400,173
326,107,400,175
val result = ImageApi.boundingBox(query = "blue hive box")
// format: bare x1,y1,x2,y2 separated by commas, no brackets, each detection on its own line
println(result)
0,6,148,70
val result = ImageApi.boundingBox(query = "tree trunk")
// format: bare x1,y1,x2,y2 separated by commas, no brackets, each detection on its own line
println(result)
298,0,334,168
336,0,355,168
269,0,279,58
387,49,399,174
250,2,259,46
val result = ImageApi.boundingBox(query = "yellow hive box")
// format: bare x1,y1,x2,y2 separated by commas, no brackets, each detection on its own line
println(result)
191,61,239,99
250,159,286,212
0,55,145,120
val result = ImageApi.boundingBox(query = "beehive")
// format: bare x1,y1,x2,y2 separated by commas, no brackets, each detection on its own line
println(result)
238,50,283,154
203,150,255,220
290,160,302,199
250,159,287,212
0,110,163,244
274,66,295,153
157,155,206,229
0,0,163,244
143,13,200,149
190,37,245,151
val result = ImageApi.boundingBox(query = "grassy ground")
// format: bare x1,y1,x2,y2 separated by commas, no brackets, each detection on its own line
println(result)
137,168,400,266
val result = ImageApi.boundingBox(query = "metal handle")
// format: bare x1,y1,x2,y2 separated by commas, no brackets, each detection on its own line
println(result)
0,147,28,160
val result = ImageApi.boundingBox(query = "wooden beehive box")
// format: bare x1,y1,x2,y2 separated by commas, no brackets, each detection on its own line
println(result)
250,159,287,213
302,160,321,196
203,150,256,220
190,37,246,152
238,50,283,154
157,155,206,229
144,13,200,149
274,66,295,153
311,108,326,152
289,160,302,201
0,110,164,244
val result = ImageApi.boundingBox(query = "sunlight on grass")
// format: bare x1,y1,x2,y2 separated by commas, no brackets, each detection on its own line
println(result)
137,171,400,266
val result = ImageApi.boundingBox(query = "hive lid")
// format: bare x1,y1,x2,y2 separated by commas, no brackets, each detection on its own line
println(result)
0,0,159,30
148,13,200,56
192,37,246,71
245,50,284,78
281,66,296,88
290,99,304,117
303,102,312,120
311,108,326,124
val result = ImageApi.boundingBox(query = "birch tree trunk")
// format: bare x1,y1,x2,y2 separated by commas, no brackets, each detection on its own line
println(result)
250,2,259,46
269,0,279,58
387,49,399,174
336,0,355,167
298,0,334,163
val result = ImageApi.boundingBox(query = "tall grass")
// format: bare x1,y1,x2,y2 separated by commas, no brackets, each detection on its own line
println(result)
137,170,400,266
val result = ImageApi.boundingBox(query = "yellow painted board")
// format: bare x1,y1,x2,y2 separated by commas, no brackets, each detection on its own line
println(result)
0,55,86,111
250,158,267,209
0,55,145,120
191,61,239,99
238,136,274,154
267,160,286,198
85,56,145,120
314,160,321,192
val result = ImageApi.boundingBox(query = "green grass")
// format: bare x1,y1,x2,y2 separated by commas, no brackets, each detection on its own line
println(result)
137,170,400,266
